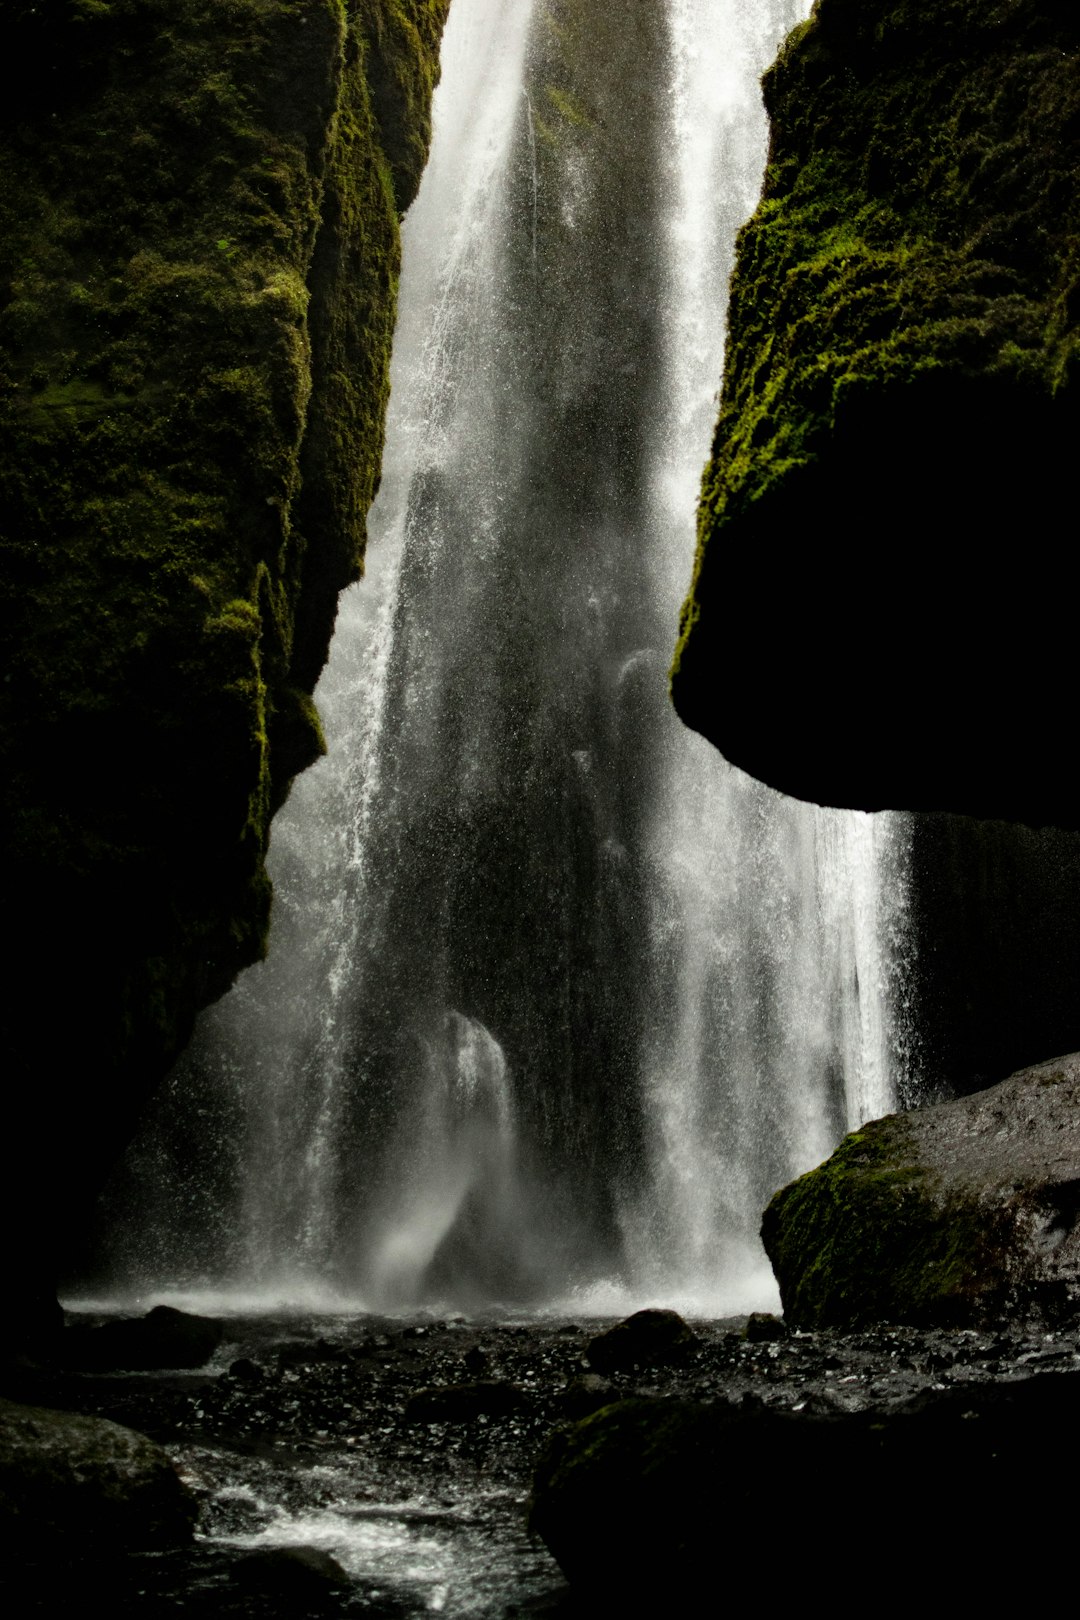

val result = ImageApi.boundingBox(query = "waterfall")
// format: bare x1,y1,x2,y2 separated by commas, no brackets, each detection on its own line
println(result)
89,0,913,1317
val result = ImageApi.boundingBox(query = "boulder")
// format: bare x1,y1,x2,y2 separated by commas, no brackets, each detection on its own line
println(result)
0,1397,195,1552
585,1309,697,1375
236,1544,348,1596
671,0,1080,828
559,1374,617,1420
530,1374,1080,1599
66,1305,224,1371
403,1380,526,1423
763,1053,1080,1329
744,1312,787,1343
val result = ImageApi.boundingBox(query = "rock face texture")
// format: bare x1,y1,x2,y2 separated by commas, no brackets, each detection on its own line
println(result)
671,0,1080,826
762,1053,1080,1328
0,0,448,1339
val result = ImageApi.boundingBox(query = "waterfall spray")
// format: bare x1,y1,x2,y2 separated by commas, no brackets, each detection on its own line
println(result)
91,0,912,1318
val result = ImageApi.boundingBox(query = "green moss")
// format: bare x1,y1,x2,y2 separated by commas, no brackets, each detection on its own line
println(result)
0,0,449,1192
761,1115,1007,1327
671,0,1080,806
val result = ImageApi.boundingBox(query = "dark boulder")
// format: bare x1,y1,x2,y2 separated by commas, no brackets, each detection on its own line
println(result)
559,1374,617,1420
0,1397,195,1552
744,1312,787,1343
403,1380,526,1423
585,1309,698,1375
236,1544,348,1597
671,0,1080,828
66,1305,224,1371
530,1374,1080,1599
763,1053,1080,1329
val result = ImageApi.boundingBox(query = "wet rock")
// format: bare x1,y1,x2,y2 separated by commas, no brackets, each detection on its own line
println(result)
671,0,1080,831
236,1543,348,1595
0,1397,196,1550
530,1374,1080,1598
745,1312,787,1343
764,1054,1080,1329
463,1345,490,1376
66,1305,224,1371
560,1374,617,1420
404,1380,526,1423
228,1357,264,1383
584,1309,697,1374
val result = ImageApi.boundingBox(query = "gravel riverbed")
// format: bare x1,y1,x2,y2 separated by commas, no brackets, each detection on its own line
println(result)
7,1308,1080,1615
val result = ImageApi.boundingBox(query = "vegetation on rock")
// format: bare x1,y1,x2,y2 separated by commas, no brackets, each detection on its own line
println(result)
0,1395,196,1549
529,1373,1080,1599
671,0,1080,825
762,1052,1080,1327
0,0,448,1335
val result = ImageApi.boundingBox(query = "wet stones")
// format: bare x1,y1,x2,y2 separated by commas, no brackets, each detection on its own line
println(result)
404,1381,526,1424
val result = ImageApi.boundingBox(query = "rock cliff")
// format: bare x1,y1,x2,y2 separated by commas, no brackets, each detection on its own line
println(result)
0,0,448,1342
672,0,1079,826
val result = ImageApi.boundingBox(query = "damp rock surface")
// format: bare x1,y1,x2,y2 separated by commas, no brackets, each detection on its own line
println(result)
584,1308,698,1374
64,1306,225,1372
763,1053,1080,1329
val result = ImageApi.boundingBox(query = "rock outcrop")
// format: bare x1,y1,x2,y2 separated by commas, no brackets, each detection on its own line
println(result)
0,1396,195,1552
0,0,448,1342
671,0,1080,827
762,1052,1080,1328
530,1374,1080,1599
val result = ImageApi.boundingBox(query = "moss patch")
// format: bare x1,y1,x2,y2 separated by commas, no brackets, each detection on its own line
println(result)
761,1115,1009,1327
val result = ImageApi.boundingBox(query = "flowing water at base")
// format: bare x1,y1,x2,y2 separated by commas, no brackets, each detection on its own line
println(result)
39,1307,1077,1617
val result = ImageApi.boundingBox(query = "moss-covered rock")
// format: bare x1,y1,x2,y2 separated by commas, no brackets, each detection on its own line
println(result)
671,0,1080,825
0,1395,196,1550
762,1052,1080,1327
0,0,448,1337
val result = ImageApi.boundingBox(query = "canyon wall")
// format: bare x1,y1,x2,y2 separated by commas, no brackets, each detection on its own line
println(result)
672,0,1079,826
0,0,449,1339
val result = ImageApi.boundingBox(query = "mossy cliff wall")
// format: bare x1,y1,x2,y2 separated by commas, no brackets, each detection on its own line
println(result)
671,0,1079,827
0,0,448,1335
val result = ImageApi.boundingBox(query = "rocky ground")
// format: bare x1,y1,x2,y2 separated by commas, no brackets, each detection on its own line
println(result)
2,1305,1079,1615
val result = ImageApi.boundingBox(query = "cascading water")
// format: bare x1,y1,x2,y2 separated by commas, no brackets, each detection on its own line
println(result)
90,0,913,1316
